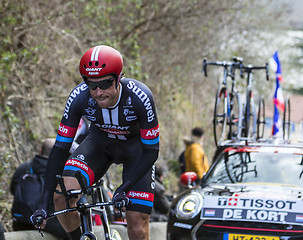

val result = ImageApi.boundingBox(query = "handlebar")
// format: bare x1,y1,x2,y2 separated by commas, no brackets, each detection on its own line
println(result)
55,171,127,211
241,62,269,81
203,57,243,78
48,201,114,219
203,57,269,81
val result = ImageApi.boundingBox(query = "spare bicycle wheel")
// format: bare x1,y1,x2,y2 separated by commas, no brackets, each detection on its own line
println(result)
213,87,228,147
283,97,291,142
257,96,265,139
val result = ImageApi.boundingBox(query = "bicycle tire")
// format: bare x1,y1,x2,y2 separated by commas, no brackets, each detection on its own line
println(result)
111,229,122,240
228,92,242,140
257,96,266,139
213,87,228,147
283,97,291,142
242,90,257,140
80,233,96,240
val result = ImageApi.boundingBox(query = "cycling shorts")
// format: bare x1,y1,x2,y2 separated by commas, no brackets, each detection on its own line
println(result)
62,130,155,215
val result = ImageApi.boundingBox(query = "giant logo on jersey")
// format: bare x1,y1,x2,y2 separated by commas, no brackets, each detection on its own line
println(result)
127,80,155,122
101,124,130,135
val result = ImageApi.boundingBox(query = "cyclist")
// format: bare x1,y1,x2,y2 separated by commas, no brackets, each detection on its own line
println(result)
31,45,160,240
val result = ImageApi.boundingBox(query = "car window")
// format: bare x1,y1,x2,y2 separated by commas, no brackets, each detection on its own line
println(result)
206,151,303,186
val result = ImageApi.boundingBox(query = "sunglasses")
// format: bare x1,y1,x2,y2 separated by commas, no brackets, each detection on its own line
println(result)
86,78,115,90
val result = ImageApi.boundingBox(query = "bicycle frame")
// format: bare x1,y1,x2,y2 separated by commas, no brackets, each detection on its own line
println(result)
48,171,120,240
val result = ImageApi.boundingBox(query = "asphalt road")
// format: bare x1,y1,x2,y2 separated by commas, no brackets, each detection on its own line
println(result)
4,222,167,240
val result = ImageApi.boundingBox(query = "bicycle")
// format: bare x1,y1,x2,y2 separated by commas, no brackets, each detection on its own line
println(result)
203,57,243,147
34,171,123,240
239,63,269,140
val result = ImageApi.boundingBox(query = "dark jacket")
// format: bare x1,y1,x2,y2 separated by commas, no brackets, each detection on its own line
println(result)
151,176,171,221
10,155,68,239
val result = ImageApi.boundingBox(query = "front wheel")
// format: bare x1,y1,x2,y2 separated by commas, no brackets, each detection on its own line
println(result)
80,233,96,240
213,87,228,147
111,229,122,240
283,97,291,142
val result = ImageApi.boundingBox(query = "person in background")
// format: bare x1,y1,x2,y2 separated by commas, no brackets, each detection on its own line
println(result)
150,164,171,221
10,138,69,239
184,127,210,181
178,148,186,175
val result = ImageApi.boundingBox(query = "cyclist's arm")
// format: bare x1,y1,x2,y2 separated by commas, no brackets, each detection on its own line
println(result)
39,145,71,210
121,80,160,192
39,84,87,210
123,148,159,192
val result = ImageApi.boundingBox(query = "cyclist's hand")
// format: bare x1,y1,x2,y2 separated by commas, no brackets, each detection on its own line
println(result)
30,209,47,229
113,186,131,211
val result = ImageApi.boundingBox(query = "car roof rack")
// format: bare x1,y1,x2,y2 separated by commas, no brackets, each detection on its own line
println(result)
219,139,303,149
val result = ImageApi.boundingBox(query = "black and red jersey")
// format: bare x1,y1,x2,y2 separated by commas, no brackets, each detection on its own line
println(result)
55,78,159,151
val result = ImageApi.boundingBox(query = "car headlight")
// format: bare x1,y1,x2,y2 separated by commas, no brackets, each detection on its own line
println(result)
176,192,203,220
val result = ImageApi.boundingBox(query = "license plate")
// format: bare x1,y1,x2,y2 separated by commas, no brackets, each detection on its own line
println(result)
227,233,279,240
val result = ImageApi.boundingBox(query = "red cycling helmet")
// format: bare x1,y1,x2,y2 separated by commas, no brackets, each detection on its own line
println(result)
79,45,123,85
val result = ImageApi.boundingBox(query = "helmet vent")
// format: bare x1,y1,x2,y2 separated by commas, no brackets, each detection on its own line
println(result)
102,64,106,68
89,61,92,66
95,61,99,66
83,64,86,69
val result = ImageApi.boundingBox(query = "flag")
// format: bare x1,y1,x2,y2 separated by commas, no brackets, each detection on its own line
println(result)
270,50,284,137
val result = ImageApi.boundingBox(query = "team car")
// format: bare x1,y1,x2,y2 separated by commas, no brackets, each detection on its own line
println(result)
167,141,303,240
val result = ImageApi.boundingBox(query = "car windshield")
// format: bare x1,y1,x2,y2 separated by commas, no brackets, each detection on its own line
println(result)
206,150,303,187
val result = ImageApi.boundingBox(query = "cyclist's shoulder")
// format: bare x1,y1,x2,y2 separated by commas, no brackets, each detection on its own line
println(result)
121,77,153,93
68,82,90,98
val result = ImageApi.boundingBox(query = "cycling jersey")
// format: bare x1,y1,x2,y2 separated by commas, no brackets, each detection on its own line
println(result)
56,78,159,149
42,78,159,214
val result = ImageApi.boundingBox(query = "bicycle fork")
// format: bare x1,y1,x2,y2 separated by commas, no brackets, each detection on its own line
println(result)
95,184,112,240
79,204,94,235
